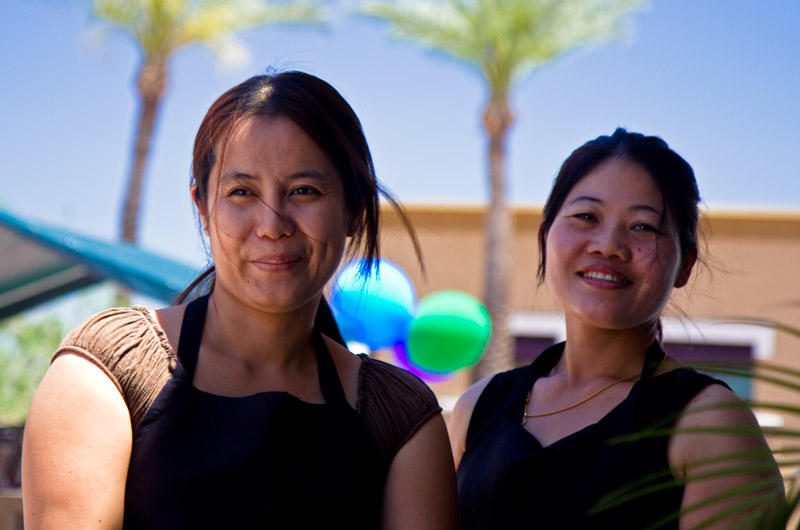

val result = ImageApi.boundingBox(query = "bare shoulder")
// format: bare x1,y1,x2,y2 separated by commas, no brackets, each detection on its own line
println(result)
153,303,186,348
452,375,495,423
677,382,755,429
322,335,363,409
669,384,783,527
669,382,768,477
449,374,495,468
323,335,363,373
23,352,132,528
382,414,458,530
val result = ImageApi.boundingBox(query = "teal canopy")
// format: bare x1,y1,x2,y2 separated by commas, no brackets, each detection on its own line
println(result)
0,209,201,319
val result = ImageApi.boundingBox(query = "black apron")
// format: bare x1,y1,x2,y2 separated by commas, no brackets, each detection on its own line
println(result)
124,295,384,529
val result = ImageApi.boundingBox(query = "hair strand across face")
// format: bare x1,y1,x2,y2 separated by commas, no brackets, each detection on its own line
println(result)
176,71,423,312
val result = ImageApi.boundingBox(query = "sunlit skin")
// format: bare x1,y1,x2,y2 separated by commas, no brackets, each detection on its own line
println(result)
194,115,358,321
544,157,692,342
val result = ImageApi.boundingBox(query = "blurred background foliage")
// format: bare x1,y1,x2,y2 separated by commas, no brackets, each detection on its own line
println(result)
0,314,63,426
0,284,115,426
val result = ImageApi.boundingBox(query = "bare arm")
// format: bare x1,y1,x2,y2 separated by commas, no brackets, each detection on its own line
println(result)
448,376,492,469
22,352,132,530
669,384,784,529
381,413,458,530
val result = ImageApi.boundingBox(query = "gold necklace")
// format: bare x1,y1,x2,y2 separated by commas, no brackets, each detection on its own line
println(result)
521,372,639,425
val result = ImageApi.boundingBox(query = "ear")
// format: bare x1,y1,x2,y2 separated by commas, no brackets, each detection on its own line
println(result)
674,246,697,288
191,185,210,236
347,210,363,238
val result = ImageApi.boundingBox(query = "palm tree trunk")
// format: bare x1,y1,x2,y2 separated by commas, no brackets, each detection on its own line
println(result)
120,56,167,244
476,95,515,380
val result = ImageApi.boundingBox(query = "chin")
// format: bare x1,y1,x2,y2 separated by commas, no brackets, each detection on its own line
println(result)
571,310,658,334
222,285,306,313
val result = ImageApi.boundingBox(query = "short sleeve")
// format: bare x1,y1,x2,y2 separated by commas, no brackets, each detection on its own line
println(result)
54,306,176,430
357,357,442,465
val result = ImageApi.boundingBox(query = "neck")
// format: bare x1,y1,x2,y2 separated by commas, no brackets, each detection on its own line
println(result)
202,289,320,371
558,319,658,384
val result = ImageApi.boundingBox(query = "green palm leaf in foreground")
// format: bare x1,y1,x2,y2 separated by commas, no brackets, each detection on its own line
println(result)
595,318,800,529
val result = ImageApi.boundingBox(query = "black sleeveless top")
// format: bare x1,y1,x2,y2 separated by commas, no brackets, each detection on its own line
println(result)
457,341,728,530
123,295,385,529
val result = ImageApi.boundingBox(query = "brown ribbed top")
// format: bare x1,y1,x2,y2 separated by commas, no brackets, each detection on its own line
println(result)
55,306,440,463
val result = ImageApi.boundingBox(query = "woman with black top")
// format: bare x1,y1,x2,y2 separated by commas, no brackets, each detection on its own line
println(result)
449,128,782,529
23,71,458,529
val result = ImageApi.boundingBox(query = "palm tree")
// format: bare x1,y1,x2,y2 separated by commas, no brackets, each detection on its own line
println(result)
362,0,643,378
92,0,323,244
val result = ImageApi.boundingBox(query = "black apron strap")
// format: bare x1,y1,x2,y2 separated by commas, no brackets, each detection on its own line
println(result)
639,340,667,383
177,293,351,412
630,339,668,421
176,294,209,376
314,328,352,413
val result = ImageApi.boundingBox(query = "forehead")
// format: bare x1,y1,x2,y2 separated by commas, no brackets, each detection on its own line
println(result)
212,115,336,176
223,115,308,153
565,158,663,209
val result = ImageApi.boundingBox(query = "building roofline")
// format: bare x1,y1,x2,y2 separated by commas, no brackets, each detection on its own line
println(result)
382,203,800,237
384,202,799,218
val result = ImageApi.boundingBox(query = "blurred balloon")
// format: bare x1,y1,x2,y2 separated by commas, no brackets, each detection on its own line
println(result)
392,343,454,383
406,290,491,374
330,259,416,351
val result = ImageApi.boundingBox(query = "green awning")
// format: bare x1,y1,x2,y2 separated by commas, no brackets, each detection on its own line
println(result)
0,209,201,319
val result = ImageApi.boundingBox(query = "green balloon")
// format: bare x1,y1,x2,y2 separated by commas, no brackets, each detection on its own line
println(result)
406,290,492,374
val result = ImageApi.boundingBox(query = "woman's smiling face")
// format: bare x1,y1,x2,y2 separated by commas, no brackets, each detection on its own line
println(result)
544,157,693,334
195,115,356,315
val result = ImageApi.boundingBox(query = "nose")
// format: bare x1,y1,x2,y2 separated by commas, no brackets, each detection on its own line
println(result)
587,224,631,261
255,199,295,240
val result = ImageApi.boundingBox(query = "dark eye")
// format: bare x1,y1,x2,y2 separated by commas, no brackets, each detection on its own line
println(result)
291,186,320,196
574,213,597,222
633,223,659,233
228,187,252,197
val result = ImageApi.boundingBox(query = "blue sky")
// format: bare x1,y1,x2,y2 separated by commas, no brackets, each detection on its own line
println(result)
1,0,798,272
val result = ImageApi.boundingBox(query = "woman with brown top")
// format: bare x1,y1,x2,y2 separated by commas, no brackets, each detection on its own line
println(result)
22,71,458,529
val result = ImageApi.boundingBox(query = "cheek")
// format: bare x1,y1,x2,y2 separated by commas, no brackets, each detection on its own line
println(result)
543,232,571,291
640,243,681,289
207,205,252,248
307,204,351,240
544,227,575,268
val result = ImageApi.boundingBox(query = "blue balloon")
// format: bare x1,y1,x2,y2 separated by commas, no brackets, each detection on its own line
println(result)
330,259,416,351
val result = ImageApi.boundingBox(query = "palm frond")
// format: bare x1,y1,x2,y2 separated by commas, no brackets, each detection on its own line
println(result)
360,0,645,96
179,1,324,46
596,317,800,527
646,487,780,530
93,0,325,58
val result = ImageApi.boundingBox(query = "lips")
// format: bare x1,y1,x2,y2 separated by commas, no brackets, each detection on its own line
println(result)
577,267,632,285
251,254,303,269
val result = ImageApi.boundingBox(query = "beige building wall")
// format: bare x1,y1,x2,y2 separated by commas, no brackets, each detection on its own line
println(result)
377,205,800,434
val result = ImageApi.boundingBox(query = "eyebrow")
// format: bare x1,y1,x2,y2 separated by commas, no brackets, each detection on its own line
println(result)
219,169,332,184
220,172,257,184
568,195,663,217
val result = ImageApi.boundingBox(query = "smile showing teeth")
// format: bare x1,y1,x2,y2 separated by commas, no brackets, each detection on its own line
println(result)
580,271,630,284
